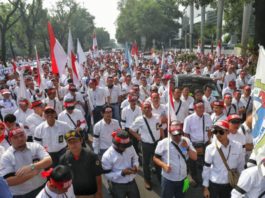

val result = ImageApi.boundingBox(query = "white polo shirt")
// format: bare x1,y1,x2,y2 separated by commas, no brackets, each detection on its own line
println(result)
155,137,196,181
105,85,121,104
130,114,161,144
25,113,45,137
92,119,120,154
121,105,142,129
139,85,151,101
0,142,49,196
173,100,189,123
88,87,107,107
43,98,62,115
36,184,75,198
0,98,17,118
181,95,194,106
102,145,139,184
183,112,212,143
34,120,71,153
14,108,33,126
58,109,87,130
202,139,245,187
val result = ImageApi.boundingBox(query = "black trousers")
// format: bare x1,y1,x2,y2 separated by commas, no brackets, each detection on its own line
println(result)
111,180,140,198
209,181,232,198
188,155,204,185
141,142,161,183
93,106,103,124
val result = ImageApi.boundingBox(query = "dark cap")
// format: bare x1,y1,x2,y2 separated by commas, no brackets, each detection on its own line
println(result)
112,129,132,148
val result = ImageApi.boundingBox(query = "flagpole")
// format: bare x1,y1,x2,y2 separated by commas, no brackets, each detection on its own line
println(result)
167,80,170,165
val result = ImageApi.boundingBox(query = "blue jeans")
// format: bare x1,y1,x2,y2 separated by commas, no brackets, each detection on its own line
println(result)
161,177,185,198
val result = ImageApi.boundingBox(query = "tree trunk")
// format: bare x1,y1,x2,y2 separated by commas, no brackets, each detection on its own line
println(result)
241,2,252,56
216,0,225,43
201,5,206,54
9,40,16,59
189,1,194,52
254,0,265,50
1,29,7,66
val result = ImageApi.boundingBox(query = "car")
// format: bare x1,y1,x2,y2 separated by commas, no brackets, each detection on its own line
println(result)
174,74,221,99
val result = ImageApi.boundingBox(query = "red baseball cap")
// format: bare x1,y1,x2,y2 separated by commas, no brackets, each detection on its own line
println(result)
214,120,229,130
227,114,241,122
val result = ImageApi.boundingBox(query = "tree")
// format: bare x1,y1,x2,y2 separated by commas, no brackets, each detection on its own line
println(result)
0,0,20,65
18,0,46,56
95,27,110,49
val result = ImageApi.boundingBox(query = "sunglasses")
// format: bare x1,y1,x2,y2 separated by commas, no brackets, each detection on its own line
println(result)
230,120,241,124
213,129,225,135
65,131,76,139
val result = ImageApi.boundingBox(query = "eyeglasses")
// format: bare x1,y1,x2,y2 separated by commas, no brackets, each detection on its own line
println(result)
213,129,225,135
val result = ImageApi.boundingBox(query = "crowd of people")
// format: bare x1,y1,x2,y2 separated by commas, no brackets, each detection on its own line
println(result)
0,50,264,198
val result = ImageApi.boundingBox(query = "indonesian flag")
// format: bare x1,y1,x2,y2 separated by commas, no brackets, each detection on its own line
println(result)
34,46,42,87
216,40,222,57
168,81,177,122
47,22,67,77
131,41,138,56
67,29,80,86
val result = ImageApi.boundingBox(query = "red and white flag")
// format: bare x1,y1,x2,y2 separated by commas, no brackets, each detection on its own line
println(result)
168,81,177,123
47,22,67,77
216,40,222,57
131,41,138,56
67,28,80,86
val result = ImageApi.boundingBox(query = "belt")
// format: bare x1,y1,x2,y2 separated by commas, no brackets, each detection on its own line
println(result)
210,181,230,187
110,103,119,105
112,179,135,185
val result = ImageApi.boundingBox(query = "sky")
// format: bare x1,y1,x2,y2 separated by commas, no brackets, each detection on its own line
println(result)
43,0,120,40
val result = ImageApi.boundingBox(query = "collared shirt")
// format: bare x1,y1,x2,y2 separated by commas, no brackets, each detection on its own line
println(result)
224,104,237,116
34,120,71,153
0,98,17,118
183,113,212,143
202,95,216,104
152,104,167,116
43,98,63,115
92,119,120,154
155,137,196,181
14,108,34,126
180,95,194,106
58,109,87,130
121,82,133,95
202,139,245,187
130,114,161,144
172,100,189,123
231,166,265,198
25,113,45,137
232,99,245,114
0,142,49,196
211,113,227,124
139,85,151,101
121,105,142,129
36,184,75,198
105,85,121,104
223,72,237,88
102,145,139,184
88,87,107,107
240,95,253,113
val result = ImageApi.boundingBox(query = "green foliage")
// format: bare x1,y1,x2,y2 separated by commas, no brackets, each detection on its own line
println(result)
176,53,197,62
116,0,181,49
95,27,110,48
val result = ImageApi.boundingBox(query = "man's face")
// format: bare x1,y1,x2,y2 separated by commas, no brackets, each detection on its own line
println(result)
107,77,114,86
173,89,182,100
213,106,223,115
19,103,28,112
195,104,205,116
215,129,228,142
151,94,160,104
142,104,152,115
182,88,189,96
224,96,232,105
103,107,112,120
205,87,212,96
67,138,82,153
10,132,27,150
44,110,56,122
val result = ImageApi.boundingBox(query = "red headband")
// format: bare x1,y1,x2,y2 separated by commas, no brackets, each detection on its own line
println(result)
112,131,130,144
8,128,25,139
64,101,76,108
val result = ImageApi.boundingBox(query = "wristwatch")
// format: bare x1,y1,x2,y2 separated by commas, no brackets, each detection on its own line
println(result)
30,164,35,171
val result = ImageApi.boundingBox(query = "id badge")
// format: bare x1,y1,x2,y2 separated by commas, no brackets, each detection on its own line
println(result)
58,135,64,143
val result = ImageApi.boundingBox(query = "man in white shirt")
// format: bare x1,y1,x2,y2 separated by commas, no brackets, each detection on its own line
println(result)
34,106,71,166
105,75,122,120
224,93,237,116
183,100,212,185
0,127,52,197
43,86,62,116
181,86,194,106
211,100,227,124
88,78,107,123
223,65,237,88
0,89,17,119
232,90,245,118
172,87,189,124
92,105,120,158
202,85,216,104
154,124,197,198
222,80,236,97
102,130,140,198
202,120,245,198
129,101,164,190
240,85,253,119
36,165,75,198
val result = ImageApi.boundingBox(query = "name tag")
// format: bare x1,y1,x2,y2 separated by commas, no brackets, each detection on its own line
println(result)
58,135,64,143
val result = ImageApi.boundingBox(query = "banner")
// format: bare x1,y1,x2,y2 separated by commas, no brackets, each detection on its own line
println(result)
253,46,265,159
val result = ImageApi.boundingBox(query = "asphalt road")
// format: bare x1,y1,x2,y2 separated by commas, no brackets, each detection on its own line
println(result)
101,167,204,198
